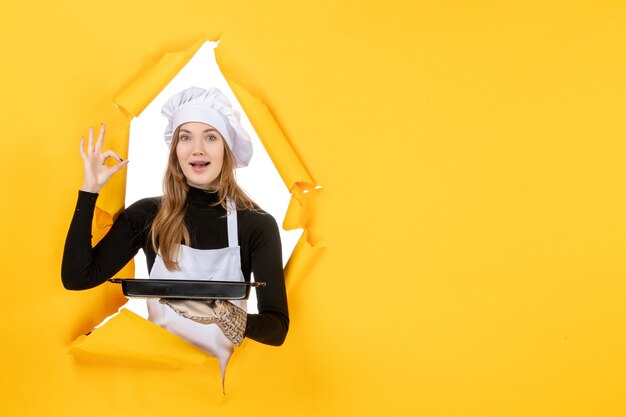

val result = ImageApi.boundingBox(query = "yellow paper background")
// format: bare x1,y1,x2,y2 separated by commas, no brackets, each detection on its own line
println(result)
2,1,626,416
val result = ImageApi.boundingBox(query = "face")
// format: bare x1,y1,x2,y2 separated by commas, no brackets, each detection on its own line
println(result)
175,122,225,190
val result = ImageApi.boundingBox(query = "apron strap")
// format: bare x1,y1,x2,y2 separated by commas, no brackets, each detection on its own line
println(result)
226,201,238,248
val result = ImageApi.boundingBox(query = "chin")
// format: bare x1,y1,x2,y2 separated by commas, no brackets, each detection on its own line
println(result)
187,178,219,190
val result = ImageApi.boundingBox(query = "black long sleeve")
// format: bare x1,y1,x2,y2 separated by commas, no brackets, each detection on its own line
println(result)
62,191,145,290
61,188,289,346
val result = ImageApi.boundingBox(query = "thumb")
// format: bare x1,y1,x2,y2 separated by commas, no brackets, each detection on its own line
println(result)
109,159,130,174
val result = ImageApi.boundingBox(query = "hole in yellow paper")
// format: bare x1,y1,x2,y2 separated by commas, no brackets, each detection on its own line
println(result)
71,40,324,380
123,41,302,318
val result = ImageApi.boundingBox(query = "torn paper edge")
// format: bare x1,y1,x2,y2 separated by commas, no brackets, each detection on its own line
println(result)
71,37,324,367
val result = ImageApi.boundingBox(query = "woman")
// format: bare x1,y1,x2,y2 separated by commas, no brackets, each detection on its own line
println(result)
62,87,289,374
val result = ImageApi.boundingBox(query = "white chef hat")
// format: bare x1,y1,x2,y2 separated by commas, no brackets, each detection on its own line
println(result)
161,86,253,168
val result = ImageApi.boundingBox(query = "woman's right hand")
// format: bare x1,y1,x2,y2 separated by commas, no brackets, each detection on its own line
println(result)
79,123,129,194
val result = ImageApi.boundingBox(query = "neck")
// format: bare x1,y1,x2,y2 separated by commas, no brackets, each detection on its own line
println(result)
187,185,220,207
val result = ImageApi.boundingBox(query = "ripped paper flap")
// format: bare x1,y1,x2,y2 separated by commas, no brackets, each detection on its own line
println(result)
114,40,205,117
70,308,210,367
227,79,314,189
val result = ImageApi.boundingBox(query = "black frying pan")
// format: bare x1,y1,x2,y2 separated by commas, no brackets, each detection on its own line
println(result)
108,278,266,300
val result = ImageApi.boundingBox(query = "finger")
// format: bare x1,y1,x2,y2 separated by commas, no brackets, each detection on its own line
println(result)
87,127,94,155
99,161,128,186
108,159,129,174
95,123,105,153
102,149,124,163
79,137,86,159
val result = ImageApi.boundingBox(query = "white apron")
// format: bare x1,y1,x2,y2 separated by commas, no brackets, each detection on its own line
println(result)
147,206,246,375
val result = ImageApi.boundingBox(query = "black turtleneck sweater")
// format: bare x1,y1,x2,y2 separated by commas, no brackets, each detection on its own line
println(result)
61,187,289,346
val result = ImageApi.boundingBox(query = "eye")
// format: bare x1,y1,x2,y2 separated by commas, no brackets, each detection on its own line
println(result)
180,134,190,141
206,135,217,141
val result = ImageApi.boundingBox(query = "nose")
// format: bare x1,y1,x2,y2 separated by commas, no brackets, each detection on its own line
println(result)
191,137,205,155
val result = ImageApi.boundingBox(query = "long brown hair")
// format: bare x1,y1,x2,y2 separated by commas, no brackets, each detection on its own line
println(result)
150,125,258,271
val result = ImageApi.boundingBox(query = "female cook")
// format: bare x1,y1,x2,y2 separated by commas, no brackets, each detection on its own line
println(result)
62,87,289,374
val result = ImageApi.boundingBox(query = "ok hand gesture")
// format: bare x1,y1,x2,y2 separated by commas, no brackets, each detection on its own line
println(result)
79,123,129,193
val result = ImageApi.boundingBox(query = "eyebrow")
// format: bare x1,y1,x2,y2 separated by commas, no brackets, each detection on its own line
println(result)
180,128,218,133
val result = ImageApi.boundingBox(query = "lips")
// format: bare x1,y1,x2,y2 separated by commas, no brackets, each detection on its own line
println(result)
189,161,210,172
